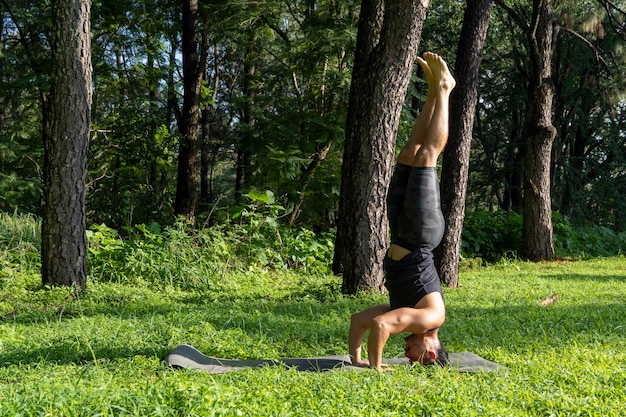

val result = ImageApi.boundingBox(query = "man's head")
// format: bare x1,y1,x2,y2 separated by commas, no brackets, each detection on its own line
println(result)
404,333,449,367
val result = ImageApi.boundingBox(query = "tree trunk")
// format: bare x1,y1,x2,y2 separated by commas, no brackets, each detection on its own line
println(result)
502,118,524,213
436,0,493,288
200,104,211,212
174,0,203,223
42,0,92,288
334,0,429,294
522,0,556,260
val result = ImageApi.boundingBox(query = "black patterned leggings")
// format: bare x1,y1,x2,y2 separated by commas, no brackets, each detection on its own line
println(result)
386,165,445,251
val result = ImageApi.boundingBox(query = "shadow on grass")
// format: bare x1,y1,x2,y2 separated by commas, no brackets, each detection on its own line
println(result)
540,272,626,283
443,302,626,350
1,272,624,368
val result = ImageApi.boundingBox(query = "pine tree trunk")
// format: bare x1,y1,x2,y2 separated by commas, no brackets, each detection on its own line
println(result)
174,0,202,223
522,0,556,260
334,0,429,294
42,0,92,288
436,0,493,288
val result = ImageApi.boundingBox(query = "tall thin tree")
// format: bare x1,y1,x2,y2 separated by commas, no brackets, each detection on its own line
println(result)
436,0,493,288
174,0,206,223
42,0,92,288
494,0,557,260
521,0,556,260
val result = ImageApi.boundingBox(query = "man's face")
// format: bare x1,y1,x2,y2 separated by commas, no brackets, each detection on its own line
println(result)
404,334,432,365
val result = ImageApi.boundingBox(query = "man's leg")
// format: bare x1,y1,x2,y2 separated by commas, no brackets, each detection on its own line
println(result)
410,53,455,168
388,53,455,260
397,55,438,166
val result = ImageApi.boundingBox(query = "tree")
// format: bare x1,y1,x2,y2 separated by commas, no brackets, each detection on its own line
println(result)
436,0,493,288
41,0,92,287
551,1,626,229
174,0,206,223
520,0,557,260
333,0,429,294
494,0,556,260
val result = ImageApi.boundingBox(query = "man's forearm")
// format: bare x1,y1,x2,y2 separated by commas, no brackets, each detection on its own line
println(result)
348,324,365,364
348,314,369,364
348,305,391,366
367,321,390,371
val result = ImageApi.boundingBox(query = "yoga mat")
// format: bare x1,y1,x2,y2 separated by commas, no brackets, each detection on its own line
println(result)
166,344,506,373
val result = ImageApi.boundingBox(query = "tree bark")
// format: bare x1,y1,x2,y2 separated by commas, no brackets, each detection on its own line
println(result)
334,0,430,294
42,0,92,288
522,0,556,260
174,0,204,223
436,0,493,288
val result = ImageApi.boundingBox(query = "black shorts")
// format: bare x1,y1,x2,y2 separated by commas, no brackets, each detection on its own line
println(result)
384,164,444,309
384,248,442,309
386,165,445,251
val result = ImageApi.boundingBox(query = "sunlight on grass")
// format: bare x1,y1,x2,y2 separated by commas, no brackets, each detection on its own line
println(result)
1,218,625,417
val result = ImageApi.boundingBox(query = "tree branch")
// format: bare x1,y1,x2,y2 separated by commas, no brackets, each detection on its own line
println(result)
558,26,611,74
598,0,626,41
493,0,529,31
261,14,290,45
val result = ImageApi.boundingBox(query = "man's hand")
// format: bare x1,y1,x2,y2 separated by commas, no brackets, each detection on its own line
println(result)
352,359,370,368
370,363,394,372
353,360,393,372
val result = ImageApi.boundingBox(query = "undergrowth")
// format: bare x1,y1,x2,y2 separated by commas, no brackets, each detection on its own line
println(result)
1,212,626,416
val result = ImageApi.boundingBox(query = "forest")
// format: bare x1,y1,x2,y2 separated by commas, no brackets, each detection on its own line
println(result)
1,0,625,286
1,1,626,415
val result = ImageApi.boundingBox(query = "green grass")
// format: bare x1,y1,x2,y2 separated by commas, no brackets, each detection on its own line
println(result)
1,216,625,416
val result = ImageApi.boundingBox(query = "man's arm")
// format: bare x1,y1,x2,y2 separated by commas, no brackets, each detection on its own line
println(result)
348,304,390,365
366,306,443,371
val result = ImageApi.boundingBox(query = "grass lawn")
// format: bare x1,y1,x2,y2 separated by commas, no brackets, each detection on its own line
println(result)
1,251,625,416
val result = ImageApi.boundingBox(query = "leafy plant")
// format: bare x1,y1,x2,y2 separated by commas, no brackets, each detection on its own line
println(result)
461,210,523,262
552,212,626,258
462,210,626,263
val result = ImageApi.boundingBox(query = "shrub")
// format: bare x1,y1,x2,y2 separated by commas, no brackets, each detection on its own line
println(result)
552,212,625,257
461,210,523,262
461,210,626,262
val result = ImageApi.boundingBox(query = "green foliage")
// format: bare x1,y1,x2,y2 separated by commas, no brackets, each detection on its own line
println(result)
462,210,523,262
0,135,43,214
228,190,335,274
3,0,625,239
2,213,626,416
0,212,41,283
85,194,334,291
462,210,626,262
0,0,51,215
552,212,626,258
86,220,226,289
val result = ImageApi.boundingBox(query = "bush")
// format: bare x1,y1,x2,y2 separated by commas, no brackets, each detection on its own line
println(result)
86,216,335,289
461,210,626,262
552,212,626,257
461,210,523,262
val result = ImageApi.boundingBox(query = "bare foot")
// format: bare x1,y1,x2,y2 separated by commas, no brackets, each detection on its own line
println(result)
416,55,434,88
423,52,456,92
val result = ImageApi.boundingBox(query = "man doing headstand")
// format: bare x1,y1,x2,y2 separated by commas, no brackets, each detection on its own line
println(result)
348,52,456,371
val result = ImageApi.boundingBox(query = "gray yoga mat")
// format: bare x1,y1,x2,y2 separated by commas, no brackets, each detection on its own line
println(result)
166,344,506,373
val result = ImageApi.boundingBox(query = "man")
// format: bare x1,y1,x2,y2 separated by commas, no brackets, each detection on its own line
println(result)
348,52,456,371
